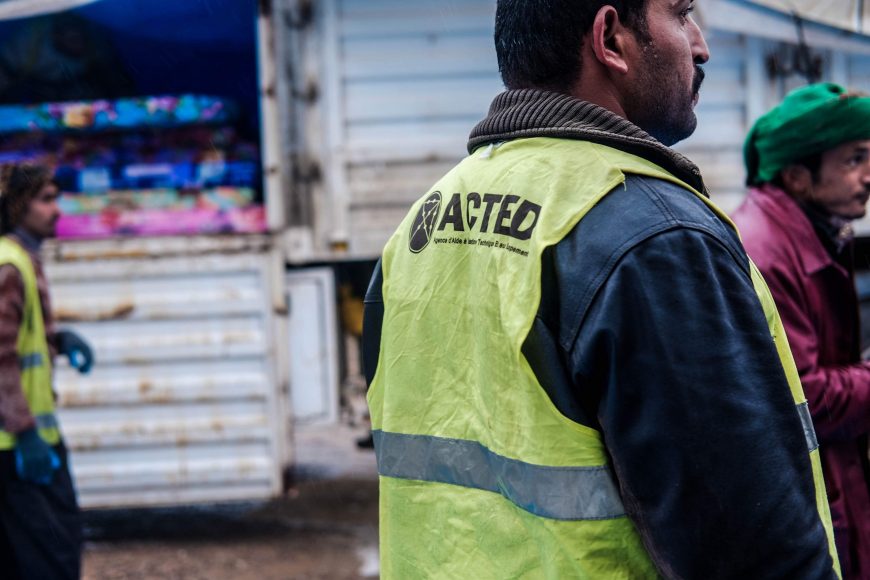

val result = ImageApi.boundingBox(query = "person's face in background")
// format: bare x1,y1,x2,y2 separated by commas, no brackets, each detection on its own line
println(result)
621,0,709,146
785,140,870,220
814,141,870,219
21,182,61,240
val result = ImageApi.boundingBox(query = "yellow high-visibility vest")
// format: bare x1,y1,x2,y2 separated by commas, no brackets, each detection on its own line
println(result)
368,138,839,579
0,236,59,449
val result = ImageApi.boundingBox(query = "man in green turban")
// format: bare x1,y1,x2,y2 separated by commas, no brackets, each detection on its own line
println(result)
734,82,870,579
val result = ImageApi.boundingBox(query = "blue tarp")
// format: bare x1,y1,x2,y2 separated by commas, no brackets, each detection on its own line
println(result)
0,0,259,124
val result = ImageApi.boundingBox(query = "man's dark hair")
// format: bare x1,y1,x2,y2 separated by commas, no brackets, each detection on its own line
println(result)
495,0,650,92
0,163,54,234
772,153,823,189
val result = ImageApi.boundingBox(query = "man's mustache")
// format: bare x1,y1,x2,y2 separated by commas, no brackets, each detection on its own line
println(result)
693,65,706,94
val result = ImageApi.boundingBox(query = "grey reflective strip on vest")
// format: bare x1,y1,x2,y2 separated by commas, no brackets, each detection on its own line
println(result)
0,412,58,432
18,353,43,370
372,430,625,521
797,402,819,452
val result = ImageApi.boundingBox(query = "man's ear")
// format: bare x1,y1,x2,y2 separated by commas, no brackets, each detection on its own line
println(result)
780,164,813,198
590,5,631,75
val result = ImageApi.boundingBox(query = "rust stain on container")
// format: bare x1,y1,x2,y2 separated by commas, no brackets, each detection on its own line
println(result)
59,387,107,407
222,331,255,345
150,392,174,405
69,438,103,452
237,460,257,476
61,249,152,262
135,382,173,404
53,235,271,263
55,302,135,322
120,423,139,436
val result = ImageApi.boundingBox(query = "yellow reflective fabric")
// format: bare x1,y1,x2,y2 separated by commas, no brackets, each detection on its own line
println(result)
369,138,838,578
748,262,841,579
0,237,58,450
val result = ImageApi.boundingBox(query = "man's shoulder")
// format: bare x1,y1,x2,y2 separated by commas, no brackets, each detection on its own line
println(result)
553,174,750,289
732,195,804,272
576,174,744,258
0,262,24,303
0,235,35,262
542,174,750,349
0,237,32,299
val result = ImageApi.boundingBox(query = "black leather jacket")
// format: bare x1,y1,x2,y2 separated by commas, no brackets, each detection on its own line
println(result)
363,90,837,579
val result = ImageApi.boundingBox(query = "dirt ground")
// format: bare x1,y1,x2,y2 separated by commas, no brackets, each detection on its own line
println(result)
82,479,378,580
82,425,380,580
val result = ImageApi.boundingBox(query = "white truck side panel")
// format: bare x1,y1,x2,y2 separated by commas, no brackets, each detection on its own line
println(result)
305,0,750,258
301,0,501,258
46,244,288,508
286,267,339,424
677,31,749,215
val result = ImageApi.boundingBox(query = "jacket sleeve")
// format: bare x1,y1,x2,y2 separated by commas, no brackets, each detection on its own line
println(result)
761,260,870,442
568,227,837,580
0,263,36,434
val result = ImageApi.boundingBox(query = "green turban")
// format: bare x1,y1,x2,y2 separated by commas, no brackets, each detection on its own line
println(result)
744,83,870,185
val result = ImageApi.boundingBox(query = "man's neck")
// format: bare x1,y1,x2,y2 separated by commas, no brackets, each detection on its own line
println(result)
10,227,43,253
798,200,853,257
571,73,627,121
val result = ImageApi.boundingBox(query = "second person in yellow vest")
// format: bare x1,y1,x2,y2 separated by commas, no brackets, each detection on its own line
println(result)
0,163,93,580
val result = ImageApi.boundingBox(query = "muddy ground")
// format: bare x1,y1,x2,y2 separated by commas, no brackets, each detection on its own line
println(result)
82,479,379,580
81,424,380,580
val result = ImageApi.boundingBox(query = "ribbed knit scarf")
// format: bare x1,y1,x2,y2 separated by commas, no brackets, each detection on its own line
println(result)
468,89,708,196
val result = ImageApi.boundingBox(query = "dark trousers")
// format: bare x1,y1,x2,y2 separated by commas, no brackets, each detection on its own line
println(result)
0,443,82,580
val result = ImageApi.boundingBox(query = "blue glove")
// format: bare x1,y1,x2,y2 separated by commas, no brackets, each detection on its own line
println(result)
56,329,94,374
14,428,61,485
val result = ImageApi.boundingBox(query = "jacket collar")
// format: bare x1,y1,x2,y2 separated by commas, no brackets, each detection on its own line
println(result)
748,184,834,275
9,227,42,254
467,89,708,196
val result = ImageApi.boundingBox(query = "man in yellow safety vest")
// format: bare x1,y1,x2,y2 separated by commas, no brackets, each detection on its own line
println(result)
0,163,92,580
363,0,841,577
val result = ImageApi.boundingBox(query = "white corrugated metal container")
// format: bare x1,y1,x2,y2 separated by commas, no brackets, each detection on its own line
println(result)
294,0,760,258
286,267,340,424
291,0,502,259
287,0,870,260
45,237,291,508
677,31,751,215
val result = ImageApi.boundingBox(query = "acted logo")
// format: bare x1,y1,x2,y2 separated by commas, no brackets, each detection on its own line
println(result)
435,192,540,240
409,189,542,255
408,192,442,253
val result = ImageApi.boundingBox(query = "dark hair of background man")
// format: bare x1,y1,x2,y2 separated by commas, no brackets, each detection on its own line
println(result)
770,154,823,189
0,164,53,235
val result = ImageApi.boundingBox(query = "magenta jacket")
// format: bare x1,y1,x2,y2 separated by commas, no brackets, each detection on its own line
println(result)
733,184,870,578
